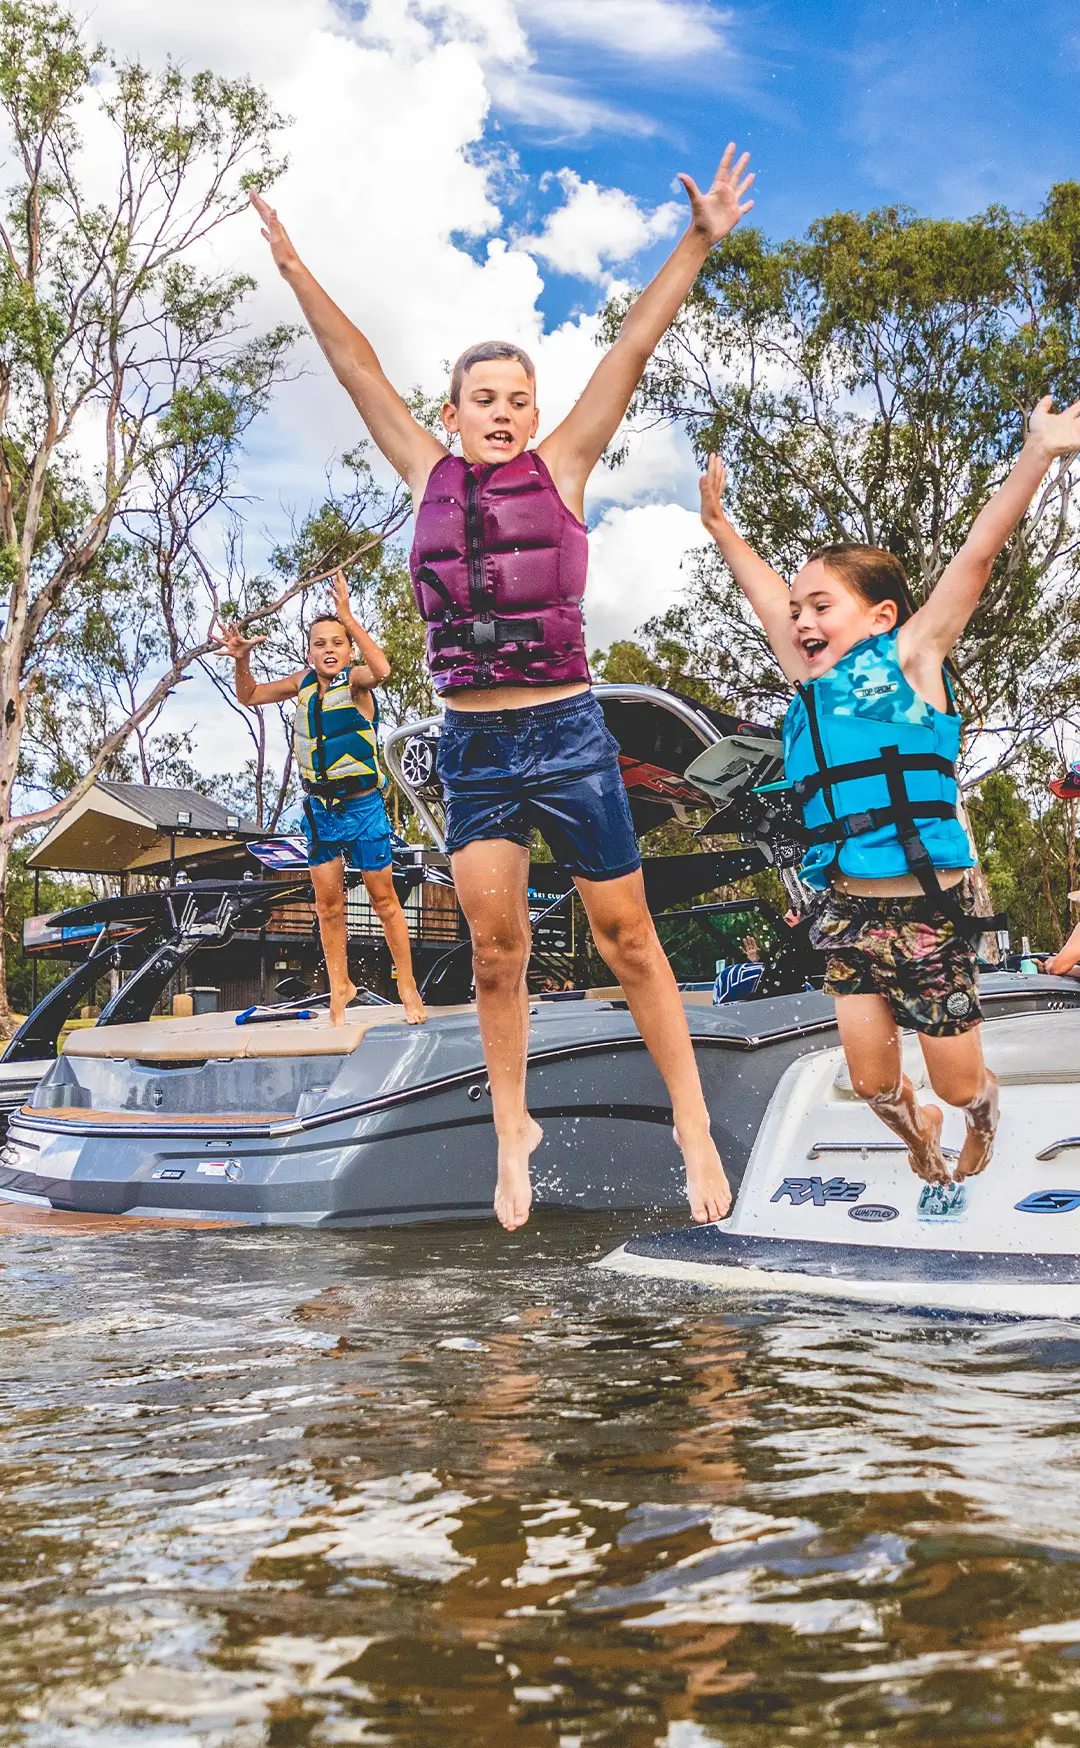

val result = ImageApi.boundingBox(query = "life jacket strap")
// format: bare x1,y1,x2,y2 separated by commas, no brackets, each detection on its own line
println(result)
792,750,955,802
431,616,545,652
805,800,958,845
807,743,1006,939
301,774,378,801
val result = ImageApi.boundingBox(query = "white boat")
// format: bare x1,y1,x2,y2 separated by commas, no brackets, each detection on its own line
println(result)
601,1008,1080,1317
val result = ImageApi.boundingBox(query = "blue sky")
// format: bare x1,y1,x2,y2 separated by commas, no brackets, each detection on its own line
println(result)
500,0,1078,327
85,0,1078,775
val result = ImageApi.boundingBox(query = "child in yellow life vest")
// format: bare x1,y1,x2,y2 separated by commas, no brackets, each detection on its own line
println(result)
217,571,426,1027
700,395,1080,1186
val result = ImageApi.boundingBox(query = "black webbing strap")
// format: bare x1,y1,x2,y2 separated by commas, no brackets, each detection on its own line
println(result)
839,743,1005,938
431,617,544,652
792,750,955,803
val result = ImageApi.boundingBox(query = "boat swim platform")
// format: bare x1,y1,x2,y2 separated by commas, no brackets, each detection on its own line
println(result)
61,1002,475,1062
56,990,711,1064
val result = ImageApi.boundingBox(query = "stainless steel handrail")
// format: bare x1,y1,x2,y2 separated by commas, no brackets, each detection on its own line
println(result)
807,1141,959,1160
1035,1137,1080,1161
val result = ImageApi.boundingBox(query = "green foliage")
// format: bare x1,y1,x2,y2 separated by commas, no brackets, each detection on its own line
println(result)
610,192,1080,745
967,758,1079,950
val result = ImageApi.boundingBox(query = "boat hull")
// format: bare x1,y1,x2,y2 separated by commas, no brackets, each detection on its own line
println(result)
601,1000,1080,1317
2,978,1075,1231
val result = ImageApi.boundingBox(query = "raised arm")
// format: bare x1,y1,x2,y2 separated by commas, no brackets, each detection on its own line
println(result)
215,625,302,706
699,455,805,682
250,192,446,497
1046,914,1080,977
330,572,392,692
899,396,1080,670
538,145,754,516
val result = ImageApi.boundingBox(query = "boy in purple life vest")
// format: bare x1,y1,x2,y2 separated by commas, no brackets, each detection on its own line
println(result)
250,144,754,1232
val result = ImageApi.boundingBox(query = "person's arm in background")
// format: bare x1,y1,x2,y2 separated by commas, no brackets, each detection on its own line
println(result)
1045,914,1080,976
215,625,302,706
331,572,391,696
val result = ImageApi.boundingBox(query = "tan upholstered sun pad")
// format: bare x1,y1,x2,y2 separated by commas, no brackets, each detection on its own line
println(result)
62,1004,470,1063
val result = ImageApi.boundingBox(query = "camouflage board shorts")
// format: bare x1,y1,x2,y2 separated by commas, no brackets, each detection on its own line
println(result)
808,888,981,1037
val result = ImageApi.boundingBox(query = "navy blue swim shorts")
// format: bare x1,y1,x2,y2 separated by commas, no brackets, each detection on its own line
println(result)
436,690,641,882
301,788,393,873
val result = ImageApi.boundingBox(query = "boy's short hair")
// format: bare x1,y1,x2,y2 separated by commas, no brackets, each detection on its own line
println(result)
307,613,349,644
449,341,536,406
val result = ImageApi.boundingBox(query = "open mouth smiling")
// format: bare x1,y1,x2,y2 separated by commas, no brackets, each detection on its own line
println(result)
486,430,513,449
800,637,828,660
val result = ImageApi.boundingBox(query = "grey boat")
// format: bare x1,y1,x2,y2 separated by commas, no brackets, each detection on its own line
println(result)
2,685,1074,1228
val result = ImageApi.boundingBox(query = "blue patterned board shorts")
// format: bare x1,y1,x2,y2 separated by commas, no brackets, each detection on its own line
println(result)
436,691,641,881
301,788,392,873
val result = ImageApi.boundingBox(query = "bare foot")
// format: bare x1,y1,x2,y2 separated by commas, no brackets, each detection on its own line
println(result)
399,983,428,1025
494,1118,543,1232
329,980,358,1027
955,1071,999,1181
674,1125,732,1222
905,1102,951,1184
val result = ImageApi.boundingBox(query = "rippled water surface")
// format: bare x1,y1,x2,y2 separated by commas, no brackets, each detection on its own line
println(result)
4,1211,1080,1745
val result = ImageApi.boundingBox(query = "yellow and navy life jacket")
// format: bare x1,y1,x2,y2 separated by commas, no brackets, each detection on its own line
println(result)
780,630,1003,936
292,666,384,798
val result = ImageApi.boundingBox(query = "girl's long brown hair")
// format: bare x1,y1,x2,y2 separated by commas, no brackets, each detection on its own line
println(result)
810,541,964,696
810,542,918,624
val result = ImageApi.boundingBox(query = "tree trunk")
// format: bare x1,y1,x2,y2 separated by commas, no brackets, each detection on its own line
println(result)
0,831,16,1038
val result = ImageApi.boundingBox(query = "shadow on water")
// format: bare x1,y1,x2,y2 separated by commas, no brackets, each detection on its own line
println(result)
2,1210,1080,1743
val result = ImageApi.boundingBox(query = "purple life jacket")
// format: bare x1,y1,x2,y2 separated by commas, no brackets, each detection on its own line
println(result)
410,449,591,693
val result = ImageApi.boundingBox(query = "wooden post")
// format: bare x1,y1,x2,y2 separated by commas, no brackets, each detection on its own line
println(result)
31,868,39,1010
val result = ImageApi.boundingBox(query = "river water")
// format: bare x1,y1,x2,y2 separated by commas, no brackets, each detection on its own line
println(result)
3,1210,1080,1746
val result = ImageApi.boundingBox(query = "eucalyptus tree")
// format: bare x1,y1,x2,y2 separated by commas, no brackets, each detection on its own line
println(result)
0,0,301,1023
615,190,1080,766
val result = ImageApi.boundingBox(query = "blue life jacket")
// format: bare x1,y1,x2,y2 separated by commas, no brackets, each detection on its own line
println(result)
293,666,384,798
782,629,976,895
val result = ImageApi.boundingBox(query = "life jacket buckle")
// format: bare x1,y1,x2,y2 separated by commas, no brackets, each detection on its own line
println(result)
472,618,498,648
843,811,875,837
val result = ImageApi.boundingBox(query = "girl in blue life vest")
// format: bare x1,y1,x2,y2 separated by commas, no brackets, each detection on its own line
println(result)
700,395,1080,1186
216,571,426,1028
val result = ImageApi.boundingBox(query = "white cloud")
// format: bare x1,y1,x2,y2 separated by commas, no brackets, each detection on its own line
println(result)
522,169,682,282
584,503,707,651
520,0,733,60
63,0,708,782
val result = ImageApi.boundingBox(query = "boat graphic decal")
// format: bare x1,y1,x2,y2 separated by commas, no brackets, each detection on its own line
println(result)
1015,1189,1080,1214
917,1181,967,1221
770,1175,866,1206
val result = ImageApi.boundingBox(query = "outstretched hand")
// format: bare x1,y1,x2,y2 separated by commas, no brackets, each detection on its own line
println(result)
213,621,267,662
249,190,300,277
678,144,754,246
330,569,352,619
699,452,729,527
1029,394,1080,460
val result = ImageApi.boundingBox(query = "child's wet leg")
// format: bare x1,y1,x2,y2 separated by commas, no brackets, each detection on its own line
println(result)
362,866,427,1024
835,995,951,1184
452,838,542,1231
310,857,357,1026
920,1031,999,1180
577,870,731,1221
